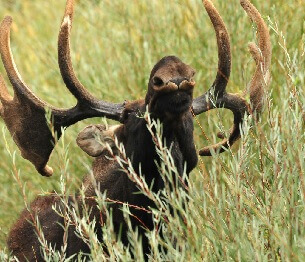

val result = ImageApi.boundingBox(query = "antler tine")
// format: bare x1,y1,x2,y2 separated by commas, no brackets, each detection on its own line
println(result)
0,17,46,108
57,0,125,123
241,0,271,70
198,93,247,156
192,0,231,115
58,0,99,104
241,0,272,113
204,0,231,98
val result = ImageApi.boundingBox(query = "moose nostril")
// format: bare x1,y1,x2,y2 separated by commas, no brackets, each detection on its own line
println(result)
170,77,188,87
153,77,164,87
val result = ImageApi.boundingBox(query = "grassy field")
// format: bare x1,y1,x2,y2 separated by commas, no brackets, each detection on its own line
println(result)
0,0,304,260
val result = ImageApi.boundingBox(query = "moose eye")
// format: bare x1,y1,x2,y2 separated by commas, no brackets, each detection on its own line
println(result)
153,77,164,87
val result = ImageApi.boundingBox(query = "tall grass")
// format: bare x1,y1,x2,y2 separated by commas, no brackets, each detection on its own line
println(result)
0,0,304,260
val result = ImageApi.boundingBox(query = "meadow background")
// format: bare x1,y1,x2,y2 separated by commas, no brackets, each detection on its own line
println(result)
0,0,304,260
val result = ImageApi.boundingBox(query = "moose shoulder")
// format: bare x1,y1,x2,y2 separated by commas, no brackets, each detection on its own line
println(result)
0,0,271,260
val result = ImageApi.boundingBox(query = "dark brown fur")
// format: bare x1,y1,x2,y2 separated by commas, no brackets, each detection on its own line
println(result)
1,0,272,260
7,56,198,261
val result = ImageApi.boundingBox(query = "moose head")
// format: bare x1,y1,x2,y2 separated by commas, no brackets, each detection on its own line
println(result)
0,0,271,260
0,0,270,177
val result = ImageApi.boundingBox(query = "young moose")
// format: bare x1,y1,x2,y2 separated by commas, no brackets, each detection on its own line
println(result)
0,0,271,260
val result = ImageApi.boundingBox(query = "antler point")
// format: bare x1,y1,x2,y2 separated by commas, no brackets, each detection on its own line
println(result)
40,165,53,177
4,16,13,24
62,16,71,28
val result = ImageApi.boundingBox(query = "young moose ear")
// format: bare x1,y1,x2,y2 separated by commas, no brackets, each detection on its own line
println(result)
76,124,120,157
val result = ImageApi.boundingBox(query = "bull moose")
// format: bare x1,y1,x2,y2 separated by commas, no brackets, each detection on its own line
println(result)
0,0,271,260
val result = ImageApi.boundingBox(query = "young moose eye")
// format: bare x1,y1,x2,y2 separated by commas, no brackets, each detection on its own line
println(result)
153,76,164,87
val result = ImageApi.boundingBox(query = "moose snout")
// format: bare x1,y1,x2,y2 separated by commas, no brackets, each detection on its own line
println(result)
168,78,196,91
152,76,195,93
169,77,188,87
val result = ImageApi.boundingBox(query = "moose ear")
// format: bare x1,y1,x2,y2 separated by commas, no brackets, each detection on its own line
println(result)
76,124,120,157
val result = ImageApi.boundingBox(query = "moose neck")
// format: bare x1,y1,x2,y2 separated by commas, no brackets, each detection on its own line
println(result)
123,107,198,191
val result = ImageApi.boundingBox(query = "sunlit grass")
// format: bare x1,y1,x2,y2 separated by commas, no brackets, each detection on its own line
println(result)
0,0,304,260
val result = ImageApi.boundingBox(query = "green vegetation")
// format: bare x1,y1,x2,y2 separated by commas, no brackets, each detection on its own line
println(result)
0,0,304,260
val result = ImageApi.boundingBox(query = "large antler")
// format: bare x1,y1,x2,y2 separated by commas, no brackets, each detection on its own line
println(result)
0,0,125,176
192,0,271,156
